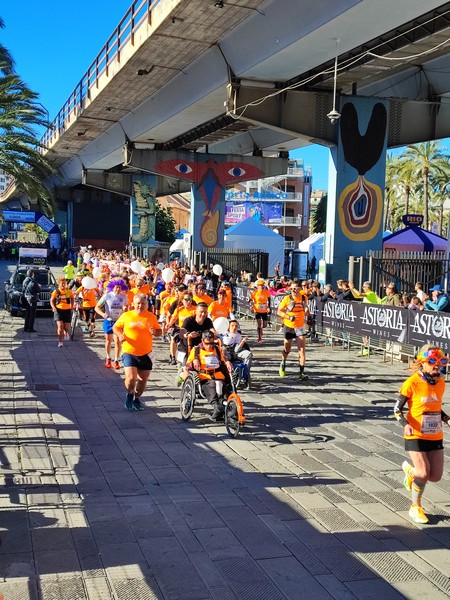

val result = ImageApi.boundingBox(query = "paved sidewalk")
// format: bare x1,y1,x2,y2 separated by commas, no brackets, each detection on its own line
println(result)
0,307,450,599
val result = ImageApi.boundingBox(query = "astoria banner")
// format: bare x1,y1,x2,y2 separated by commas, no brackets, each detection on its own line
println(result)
233,288,450,351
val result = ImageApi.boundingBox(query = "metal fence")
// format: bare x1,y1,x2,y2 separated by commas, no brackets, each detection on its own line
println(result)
349,252,450,296
196,249,269,280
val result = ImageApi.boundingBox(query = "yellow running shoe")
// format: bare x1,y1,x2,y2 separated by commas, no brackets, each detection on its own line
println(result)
402,461,414,492
279,361,286,377
409,504,429,524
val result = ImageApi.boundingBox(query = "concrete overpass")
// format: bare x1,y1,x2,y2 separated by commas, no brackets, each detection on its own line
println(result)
17,0,450,195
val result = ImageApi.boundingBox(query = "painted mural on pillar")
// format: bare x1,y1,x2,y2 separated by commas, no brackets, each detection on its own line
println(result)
154,157,264,248
131,179,156,243
337,102,387,241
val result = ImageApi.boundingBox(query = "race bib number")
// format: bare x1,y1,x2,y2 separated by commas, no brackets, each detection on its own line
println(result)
421,412,442,435
205,354,220,369
257,303,267,311
110,308,122,320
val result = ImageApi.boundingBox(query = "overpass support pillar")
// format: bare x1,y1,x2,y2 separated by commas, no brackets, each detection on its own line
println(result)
123,147,287,251
325,97,388,281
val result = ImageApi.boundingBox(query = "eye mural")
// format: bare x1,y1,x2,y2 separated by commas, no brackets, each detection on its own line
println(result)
154,158,264,247
337,102,387,242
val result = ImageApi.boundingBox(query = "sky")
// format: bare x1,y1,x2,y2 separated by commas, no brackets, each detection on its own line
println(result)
1,3,447,194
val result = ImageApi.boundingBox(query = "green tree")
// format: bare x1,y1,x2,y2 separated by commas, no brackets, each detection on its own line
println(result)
310,194,327,233
402,141,450,231
0,19,55,213
155,200,176,243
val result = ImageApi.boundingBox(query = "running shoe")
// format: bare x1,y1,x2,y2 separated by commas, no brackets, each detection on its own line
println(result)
298,372,309,381
113,360,120,370
58,342,63,348
409,504,429,524
132,398,144,411
89,331,96,338
279,361,286,377
402,461,414,492
358,348,369,356
257,338,262,343
170,357,177,365
125,394,134,411
105,358,112,368
64,330,69,338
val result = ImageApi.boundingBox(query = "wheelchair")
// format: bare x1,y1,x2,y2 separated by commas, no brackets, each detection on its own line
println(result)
180,371,246,438
232,359,251,390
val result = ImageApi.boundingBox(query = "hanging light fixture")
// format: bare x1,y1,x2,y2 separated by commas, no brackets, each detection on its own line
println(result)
327,39,341,124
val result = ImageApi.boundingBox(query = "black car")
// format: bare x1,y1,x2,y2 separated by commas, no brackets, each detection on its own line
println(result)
4,265,57,316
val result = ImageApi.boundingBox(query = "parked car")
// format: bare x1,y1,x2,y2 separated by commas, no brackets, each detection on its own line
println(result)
4,265,57,316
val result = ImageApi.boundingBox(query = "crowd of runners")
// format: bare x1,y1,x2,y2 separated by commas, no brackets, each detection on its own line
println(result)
19,247,450,526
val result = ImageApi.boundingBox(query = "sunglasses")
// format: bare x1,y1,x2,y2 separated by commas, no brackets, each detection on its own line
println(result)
424,356,448,366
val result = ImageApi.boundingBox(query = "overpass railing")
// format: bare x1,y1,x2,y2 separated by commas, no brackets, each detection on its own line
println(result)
40,0,163,150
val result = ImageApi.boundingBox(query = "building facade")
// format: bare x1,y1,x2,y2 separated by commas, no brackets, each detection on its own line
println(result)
224,159,312,250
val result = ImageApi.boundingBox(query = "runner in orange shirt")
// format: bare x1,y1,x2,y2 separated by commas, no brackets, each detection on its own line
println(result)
277,279,310,380
50,277,74,347
208,289,232,321
394,345,450,524
250,279,271,343
75,283,100,337
113,293,162,411
193,282,213,306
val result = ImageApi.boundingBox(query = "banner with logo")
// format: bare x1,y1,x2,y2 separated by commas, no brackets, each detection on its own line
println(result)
315,300,450,349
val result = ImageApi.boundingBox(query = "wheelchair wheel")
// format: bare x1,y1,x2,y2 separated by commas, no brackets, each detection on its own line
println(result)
69,310,78,340
232,365,242,389
180,376,196,421
225,394,244,438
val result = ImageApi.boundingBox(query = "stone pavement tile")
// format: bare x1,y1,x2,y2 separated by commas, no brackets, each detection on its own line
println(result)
314,574,358,600
90,518,135,546
309,545,379,582
260,487,314,520
0,578,40,600
309,508,365,533
177,501,225,529
35,548,81,577
97,459,145,495
214,555,286,600
31,526,74,553
99,542,151,579
414,546,450,574
394,579,450,600
355,550,426,583
223,506,291,560
83,495,124,522
354,502,413,527
182,463,222,482
0,508,32,554
194,527,248,560
39,575,88,600
84,577,114,600
288,490,335,510
154,563,211,600
110,577,163,600
195,481,245,509
139,535,190,569
72,534,104,578
149,465,189,485
161,482,206,504
127,511,174,540
286,518,343,547
233,487,272,515
345,578,410,600
116,494,157,517
283,539,330,575
25,486,63,507
259,556,335,599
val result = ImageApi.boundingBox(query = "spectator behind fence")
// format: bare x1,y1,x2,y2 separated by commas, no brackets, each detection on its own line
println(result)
423,285,450,312
414,282,425,301
349,281,380,304
381,283,401,306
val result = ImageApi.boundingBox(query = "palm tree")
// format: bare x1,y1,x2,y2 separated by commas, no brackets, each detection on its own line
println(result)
402,141,450,230
0,21,55,213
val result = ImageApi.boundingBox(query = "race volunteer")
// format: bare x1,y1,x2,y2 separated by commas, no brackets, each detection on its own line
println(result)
277,279,310,380
113,293,162,411
394,345,450,524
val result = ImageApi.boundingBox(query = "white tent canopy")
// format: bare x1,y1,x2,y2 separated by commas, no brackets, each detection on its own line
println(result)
224,218,284,277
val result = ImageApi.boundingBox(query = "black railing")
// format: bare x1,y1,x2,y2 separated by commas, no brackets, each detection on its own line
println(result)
197,248,269,279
